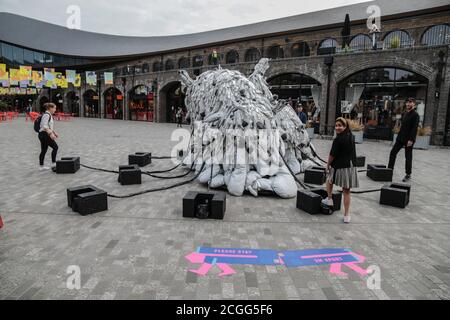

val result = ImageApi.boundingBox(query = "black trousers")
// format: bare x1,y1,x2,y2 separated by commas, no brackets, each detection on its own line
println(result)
38,132,58,166
388,141,413,175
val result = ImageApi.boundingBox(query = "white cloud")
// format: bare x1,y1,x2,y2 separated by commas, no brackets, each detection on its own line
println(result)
0,0,373,36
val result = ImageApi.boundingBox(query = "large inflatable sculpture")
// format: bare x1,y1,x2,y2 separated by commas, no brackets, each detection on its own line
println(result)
179,59,321,199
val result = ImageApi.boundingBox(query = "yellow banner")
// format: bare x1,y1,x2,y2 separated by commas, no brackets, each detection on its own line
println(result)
74,74,81,87
32,71,43,87
19,66,32,81
9,69,20,85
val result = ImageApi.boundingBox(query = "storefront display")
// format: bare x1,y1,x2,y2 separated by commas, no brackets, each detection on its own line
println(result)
129,85,154,122
337,67,428,140
268,73,322,126
104,87,123,120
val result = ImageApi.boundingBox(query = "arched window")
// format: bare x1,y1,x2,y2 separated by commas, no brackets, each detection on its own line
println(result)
142,63,150,73
178,57,190,69
192,55,203,68
153,61,163,72
226,50,239,64
165,59,174,71
384,30,413,49
267,45,284,59
349,34,372,51
318,38,338,55
245,48,260,62
422,24,450,46
291,41,310,57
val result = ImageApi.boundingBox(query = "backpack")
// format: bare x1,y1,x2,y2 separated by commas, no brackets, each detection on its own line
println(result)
33,115,43,133
33,113,51,133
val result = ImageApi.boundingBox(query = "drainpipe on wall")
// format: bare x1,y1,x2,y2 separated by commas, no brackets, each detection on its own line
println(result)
324,56,334,135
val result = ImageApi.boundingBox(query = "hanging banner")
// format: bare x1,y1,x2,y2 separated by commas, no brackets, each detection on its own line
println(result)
66,70,76,84
104,72,113,85
74,74,81,87
44,68,55,88
9,69,20,86
32,71,44,88
0,64,9,87
86,71,97,86
19,66,32,87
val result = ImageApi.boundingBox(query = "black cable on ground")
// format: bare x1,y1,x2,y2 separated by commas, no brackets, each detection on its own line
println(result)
80,164,119,174
107,163,205,199
309,144,328,164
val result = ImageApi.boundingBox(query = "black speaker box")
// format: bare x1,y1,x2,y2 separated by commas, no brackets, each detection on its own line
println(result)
367,164,393,182
118,165,141,185
380,183,411,208
67,185,108,216
128,152,152,167
304,167,326,185
183,191,226,220
56,157,80,174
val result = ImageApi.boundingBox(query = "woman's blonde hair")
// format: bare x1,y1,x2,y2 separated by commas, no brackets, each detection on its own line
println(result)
44,102,57,110
335,117,348,128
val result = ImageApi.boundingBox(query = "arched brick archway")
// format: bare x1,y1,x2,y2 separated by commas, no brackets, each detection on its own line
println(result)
158,80,185,123
266,64,326,85
334,58,435,83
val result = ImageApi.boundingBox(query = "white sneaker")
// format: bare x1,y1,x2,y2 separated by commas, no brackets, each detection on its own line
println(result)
343,216,351,224
321,198,334,207
39,166,50,171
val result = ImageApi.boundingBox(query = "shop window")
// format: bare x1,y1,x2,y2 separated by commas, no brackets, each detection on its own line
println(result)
337,67,428,141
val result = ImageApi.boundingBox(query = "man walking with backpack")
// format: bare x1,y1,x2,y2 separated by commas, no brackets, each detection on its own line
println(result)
35,102,59,171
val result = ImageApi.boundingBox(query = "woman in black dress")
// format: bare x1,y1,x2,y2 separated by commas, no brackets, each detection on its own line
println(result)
323,117,359,223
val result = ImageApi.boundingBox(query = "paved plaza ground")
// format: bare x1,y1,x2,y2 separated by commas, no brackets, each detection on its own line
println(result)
0,117,449,300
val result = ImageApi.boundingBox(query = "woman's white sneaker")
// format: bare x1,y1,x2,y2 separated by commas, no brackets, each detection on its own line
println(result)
39,166,50,171
343,216,351,224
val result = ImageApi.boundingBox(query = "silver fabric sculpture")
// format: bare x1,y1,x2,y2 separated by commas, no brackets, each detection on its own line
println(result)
179,59,321,199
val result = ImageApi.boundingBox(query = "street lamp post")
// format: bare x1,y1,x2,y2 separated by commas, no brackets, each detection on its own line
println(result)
369,23,381,50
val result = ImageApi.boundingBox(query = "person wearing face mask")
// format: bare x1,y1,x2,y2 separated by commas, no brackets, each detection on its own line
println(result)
388,97,420,183
323,117,359,224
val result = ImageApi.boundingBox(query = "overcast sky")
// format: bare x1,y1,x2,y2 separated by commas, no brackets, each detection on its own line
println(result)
0,0,372,36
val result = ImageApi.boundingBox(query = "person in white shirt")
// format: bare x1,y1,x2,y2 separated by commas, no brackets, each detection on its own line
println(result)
38,103,59,171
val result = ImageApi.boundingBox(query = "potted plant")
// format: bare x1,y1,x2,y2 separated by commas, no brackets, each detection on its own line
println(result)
415,126,432,150
306,121,315,139
347,119,364,144
390,36,401,49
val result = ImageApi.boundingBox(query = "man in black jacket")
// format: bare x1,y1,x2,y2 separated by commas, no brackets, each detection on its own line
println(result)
388,98,420,182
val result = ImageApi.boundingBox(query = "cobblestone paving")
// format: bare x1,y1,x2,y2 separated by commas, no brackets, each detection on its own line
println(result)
0,118,449,300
